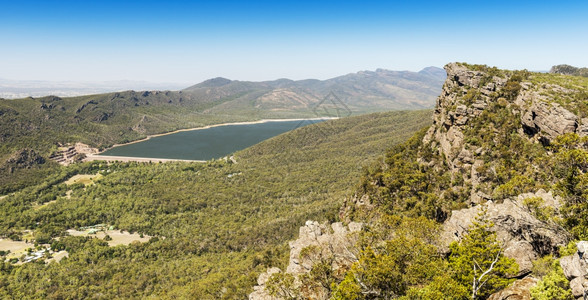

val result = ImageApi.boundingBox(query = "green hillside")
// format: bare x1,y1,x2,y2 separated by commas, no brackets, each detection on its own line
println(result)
0,110,432,298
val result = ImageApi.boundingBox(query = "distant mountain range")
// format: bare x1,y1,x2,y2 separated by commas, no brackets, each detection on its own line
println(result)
183,67,446,113
0,67,445,112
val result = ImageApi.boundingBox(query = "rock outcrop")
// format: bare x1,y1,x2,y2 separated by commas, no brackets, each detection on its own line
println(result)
441,190,570,276
248,267,281,300
422,62,587,206
249,221,362,300
2,148,45,173
560,241,588,299
578,118,588,137
423,63,506,163
287,221,361,274
256,63,587,299
518,96,578,142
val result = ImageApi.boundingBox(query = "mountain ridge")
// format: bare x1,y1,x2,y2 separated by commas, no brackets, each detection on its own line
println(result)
183,66,446,114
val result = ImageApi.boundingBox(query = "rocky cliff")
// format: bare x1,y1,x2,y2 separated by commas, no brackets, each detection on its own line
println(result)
254,63,588,299
424,62,587,204
424,63,587,296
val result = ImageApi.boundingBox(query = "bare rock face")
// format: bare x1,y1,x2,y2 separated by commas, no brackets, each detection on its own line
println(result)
441,190,570,276
422,63,511,201
488,277,538,300
249,221,362,300
444,63,486,88
560,241,588,299
423,64,480,160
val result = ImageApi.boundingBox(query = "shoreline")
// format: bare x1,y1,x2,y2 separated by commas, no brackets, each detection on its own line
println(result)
85,117,337,163
84,155,205,163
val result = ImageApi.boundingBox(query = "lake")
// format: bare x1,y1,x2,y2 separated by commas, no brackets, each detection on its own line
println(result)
99,119,325,161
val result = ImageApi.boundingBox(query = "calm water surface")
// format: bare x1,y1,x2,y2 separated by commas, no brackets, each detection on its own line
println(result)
99,119,324,160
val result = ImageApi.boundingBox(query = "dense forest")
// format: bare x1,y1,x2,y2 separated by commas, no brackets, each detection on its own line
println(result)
0,110,432,298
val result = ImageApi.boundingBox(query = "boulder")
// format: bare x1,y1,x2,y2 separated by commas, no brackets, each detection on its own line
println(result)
250,221,362,300
287,221,361,274
568,278,588,299
521,101,578,141
560,253,586,279
488,277,538,300
578,118,588,137
560,241,588,299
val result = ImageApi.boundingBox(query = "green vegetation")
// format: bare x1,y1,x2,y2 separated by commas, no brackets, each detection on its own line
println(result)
446,217,517,299
317,64,587,299
530,258,573,300
331,216,443,299
0,110,432,298
551,134,588,239
354,128,456,221
279,214,516,299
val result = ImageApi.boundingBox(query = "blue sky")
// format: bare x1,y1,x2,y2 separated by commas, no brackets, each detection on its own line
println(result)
1,0,587,84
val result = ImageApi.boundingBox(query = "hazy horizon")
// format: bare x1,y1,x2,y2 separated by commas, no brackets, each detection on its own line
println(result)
0,65,443,98
1,0,587,84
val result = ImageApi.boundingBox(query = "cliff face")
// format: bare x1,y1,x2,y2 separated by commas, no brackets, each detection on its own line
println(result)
424,62,587,204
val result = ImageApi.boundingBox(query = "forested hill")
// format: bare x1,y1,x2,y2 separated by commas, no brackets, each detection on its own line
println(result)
0,110,432,298
252,63,588,299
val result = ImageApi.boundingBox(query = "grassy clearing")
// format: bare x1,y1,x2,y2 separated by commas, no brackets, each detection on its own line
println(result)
64,173,102,186
0,239,32,253
66,229,151,246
